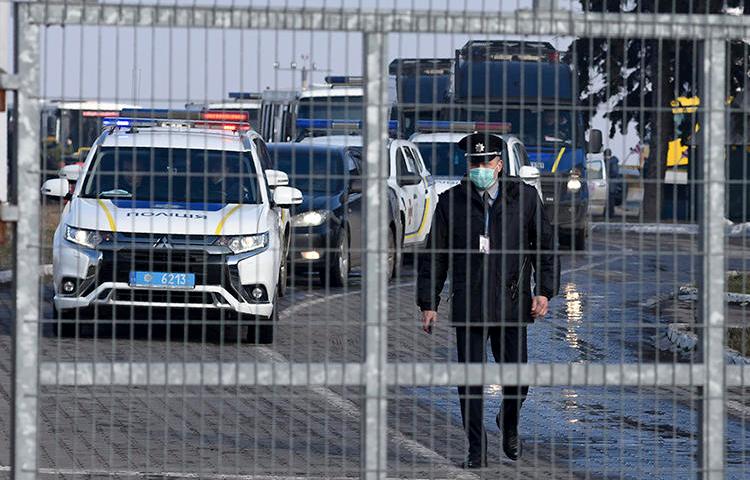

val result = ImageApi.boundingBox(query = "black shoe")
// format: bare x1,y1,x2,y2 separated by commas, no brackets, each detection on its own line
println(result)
497,409,522,460
461,456,487,469
501,425,522,461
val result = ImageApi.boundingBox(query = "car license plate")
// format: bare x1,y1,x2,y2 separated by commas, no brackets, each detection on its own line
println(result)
129,271,196,289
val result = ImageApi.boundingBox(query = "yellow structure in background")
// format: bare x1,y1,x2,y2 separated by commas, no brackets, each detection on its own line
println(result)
666,96,700,168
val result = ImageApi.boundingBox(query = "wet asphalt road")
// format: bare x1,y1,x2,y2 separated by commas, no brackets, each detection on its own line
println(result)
0,229,748,479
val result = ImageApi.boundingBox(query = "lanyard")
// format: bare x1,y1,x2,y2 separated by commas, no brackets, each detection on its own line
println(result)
483,192,491,236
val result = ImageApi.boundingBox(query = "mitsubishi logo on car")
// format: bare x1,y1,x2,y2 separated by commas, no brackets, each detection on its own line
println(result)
154,236,172,249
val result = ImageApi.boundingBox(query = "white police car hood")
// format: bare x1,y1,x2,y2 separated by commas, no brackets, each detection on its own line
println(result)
66,198,269,236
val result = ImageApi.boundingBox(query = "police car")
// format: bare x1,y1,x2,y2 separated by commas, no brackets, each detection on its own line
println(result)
299,134,438,248
409,121,544,198
40,112,302,344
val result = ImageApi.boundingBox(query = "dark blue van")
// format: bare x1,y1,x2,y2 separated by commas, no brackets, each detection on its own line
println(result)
451,40,602,249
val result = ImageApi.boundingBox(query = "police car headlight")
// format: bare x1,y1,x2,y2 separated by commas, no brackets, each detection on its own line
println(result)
64,226,107,249
215,232,269,254
292,210,329,227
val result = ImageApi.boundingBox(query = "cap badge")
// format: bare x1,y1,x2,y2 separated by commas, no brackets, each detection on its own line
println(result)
475,142,485,153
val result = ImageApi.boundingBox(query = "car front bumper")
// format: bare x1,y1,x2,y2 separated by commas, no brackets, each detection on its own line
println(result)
53,239,277,319
289,226,343,270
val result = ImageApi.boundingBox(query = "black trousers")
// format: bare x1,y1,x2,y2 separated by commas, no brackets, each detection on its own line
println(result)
455,325,529,457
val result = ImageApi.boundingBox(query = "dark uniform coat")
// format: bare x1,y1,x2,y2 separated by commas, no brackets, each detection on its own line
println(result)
417,177,559,326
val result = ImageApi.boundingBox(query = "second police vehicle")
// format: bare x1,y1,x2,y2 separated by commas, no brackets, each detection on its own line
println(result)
409,121,544,198
41,110,302,344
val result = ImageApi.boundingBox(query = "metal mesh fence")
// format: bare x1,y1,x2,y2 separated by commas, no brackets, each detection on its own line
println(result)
0,1,749,479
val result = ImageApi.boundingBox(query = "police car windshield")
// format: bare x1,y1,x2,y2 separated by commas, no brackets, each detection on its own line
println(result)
81,147,260,205
269,147,347,194
297,97,363,121
454,107,577,146
416,142,467,177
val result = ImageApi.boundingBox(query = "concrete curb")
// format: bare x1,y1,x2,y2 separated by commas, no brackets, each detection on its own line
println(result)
0,264,53,283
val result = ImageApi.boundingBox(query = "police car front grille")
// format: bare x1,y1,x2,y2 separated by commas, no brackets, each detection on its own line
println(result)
97,250,228,285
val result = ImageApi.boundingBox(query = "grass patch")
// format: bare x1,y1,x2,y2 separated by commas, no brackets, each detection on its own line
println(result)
727,273,750,294
727,327,750,356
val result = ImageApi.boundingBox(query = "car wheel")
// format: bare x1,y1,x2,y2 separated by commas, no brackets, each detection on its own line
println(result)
321,229,349,288
277,236,289,298
247,310,275,344
222,323,249,344
386,227,398,282
51,306,88,337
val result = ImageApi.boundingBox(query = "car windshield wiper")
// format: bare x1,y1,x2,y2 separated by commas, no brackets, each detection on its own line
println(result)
98,189,132,198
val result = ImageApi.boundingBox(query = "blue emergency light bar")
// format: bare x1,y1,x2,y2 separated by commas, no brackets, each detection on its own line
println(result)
416,120,512,133
296,118,398,131
103,114,251,132
103,117,160,127
324,76,364,86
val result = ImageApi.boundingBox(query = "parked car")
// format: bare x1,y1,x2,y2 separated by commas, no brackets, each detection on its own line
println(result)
586,155,608,217
41,113,302,343
409,123,544,199
299,135,438,249
268,143,403,287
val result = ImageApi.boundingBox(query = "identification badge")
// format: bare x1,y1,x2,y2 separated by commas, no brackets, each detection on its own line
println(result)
479,235,490,254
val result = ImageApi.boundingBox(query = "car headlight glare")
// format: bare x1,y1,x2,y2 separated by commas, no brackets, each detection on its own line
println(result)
567,177,582,192
215,232,269,254
292,210,329,227
64,226,106,249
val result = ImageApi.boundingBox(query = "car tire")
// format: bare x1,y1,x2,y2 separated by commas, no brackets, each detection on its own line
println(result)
51,306,88,337
222,323,249,344
247,311,275,344
320,228,349,288
277,234,289,298
386,227,399,282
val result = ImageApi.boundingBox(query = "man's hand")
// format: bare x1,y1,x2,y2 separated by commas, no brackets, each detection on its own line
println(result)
531,296,549,318
421,310,437,334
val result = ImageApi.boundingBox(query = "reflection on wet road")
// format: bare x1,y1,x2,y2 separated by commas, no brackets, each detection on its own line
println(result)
411,232,750,479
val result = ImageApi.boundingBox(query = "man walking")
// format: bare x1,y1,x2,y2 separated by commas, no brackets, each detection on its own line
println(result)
416,132,559,468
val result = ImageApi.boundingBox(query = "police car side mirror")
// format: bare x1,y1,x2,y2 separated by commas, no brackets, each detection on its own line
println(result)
59,164,82,182
588,129,603,154
265,169,289,188
273,186,303,208
41,178,70,199
519,165,541,181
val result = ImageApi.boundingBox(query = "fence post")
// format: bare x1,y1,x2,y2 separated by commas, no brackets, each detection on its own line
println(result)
700,37,726,480
362,30,389,480
11,3,41,480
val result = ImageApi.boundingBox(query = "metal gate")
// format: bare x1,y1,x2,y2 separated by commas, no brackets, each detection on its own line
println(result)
1,1,748,479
